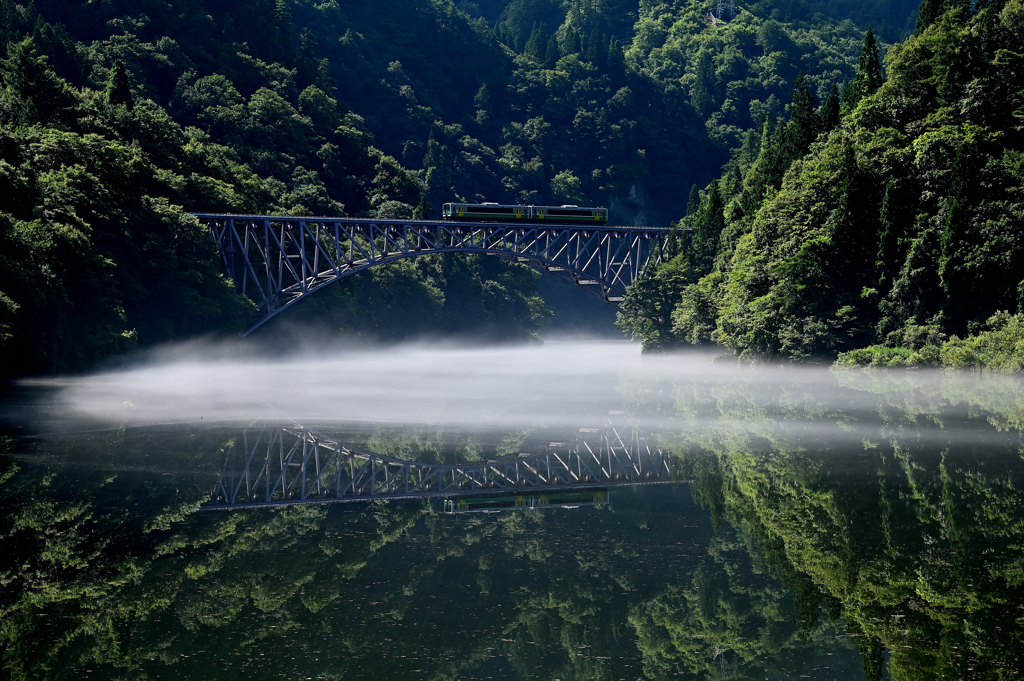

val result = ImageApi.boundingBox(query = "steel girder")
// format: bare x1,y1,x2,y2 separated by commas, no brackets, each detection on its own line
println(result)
196,214,672,335
202,422,676,510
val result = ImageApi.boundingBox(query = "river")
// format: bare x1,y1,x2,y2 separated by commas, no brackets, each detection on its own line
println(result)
0,341,1021,679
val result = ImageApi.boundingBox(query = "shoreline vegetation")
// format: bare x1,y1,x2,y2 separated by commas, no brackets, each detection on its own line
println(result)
834,310,1024,370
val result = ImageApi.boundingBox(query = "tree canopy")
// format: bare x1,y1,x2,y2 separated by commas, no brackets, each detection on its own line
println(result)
619,0,1024,370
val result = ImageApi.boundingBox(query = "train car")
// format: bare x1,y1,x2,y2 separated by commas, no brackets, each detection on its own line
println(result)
443,489,609,514
442,202,608,225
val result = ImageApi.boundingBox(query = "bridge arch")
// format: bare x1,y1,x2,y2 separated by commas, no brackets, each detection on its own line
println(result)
198,214,671,336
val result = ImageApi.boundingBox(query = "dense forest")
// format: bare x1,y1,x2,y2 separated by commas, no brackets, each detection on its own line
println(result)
0,0,922,376
618,0,1024,370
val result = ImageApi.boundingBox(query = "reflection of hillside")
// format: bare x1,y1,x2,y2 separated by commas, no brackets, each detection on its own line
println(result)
640,366,1024,680
15,368,1022,681
0,427,422,680
630,527,859,680
0,422,863,680
833,369,1024,433
414,494,857,681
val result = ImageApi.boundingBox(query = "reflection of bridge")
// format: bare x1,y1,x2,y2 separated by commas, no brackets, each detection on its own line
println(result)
197,214,672,335
202,422,676,510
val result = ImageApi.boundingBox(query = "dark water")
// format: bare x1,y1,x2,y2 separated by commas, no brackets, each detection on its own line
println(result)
1,344,1022,680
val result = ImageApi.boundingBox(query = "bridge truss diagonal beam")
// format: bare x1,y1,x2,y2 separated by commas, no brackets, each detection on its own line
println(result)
202,421,678,510
196,214,680,336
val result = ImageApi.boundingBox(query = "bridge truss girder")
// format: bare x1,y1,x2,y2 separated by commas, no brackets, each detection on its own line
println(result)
203,422,675,510
197,215,671,335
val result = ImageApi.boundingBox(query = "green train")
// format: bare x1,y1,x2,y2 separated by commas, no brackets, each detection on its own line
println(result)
443,489,609,514
442,202,608,225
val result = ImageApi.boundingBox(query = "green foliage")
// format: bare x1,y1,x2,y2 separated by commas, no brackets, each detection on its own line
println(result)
0,0,574,375
105,58,133,108
0,0,933,373
0,102,254,373
0,38,77,126
687,180,726,276
273,252,550,342
616,254,698,350
550,168,582,204
623,1,1024,367
850,25,883,107
837,310,1024,370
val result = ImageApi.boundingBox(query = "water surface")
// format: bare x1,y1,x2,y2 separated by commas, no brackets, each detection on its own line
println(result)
1,342,1021,679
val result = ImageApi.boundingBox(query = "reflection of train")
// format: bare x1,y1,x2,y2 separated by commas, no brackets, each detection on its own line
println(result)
442,202,608,225
443,489,609,514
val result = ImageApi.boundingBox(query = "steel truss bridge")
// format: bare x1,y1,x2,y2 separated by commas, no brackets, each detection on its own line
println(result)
203,421,676,510
196,214,673,335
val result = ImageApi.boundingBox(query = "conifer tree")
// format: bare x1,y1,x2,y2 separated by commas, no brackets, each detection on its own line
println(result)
916,0,942,34
585,26,601,63
854,27,883,100
940,147,971,327
727,165,743,200
788,74,817,155
765,119,791,187
300,27,318,65
315,58,335,97
688,180,725,276
818,83,841,132
423,128,454,213
686,184,700,217
273,0,293,57
106,59,133,107
544,35,559,68
740,127,761,166
606,38,625,78
739,116,775,216
666,222,684,258
414,192,431,220
691,50,716,118
525,23,546,63
875,179,902,288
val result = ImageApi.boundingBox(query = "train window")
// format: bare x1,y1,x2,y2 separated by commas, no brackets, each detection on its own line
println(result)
471,205,514,214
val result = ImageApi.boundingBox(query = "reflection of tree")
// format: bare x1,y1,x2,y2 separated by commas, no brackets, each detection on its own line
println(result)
16,380,1022,681
320,423,537,466
0,426,424,680
630,526,855,680
419,494,857,681
1,424,853,681
649,367,1024,680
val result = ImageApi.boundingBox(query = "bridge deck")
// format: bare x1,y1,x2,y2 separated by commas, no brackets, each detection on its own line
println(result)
194,214,674,234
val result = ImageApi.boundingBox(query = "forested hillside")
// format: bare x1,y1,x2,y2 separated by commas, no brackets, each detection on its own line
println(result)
0,0,919,375
619,0,1024,370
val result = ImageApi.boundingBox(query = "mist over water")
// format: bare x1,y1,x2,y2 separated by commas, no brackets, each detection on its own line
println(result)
27,340,652,429
16,338,1022,446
